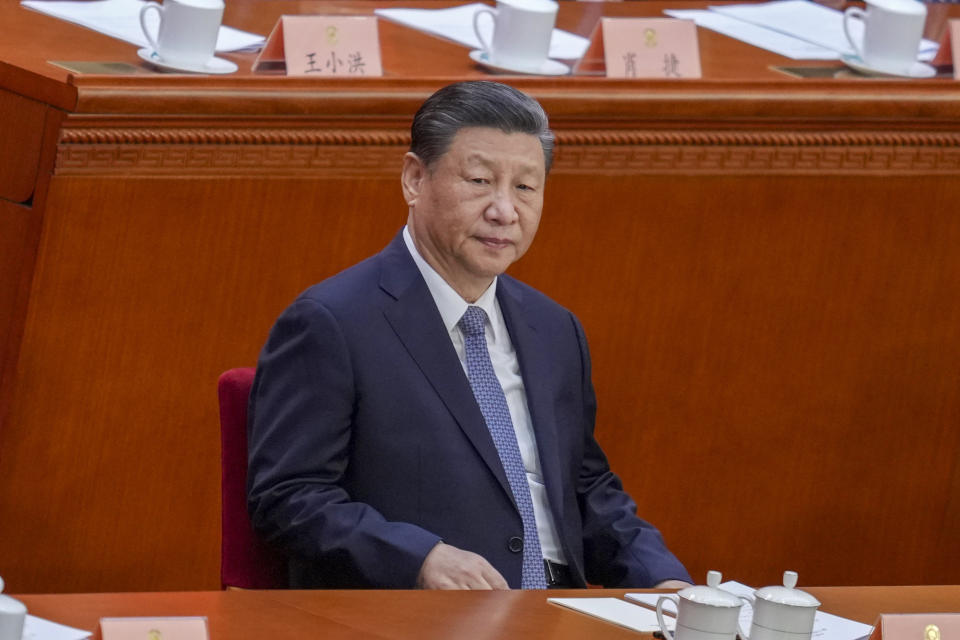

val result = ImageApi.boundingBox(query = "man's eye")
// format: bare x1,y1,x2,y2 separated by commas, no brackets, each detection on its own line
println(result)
471,178,489,184
517,183,535,192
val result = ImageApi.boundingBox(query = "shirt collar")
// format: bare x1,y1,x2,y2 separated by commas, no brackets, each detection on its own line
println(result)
402,225,502,340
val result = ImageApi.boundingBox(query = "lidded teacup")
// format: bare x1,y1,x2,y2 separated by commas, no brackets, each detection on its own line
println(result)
743,571,821,640
657,570,749,640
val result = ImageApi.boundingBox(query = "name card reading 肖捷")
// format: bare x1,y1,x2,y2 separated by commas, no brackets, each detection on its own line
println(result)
601,18,701,79
253,15,382,76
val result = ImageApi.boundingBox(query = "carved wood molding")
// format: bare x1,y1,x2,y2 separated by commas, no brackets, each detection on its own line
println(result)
55,127,960,176
561,130,960,147
55,145,408,177
59,128,410,146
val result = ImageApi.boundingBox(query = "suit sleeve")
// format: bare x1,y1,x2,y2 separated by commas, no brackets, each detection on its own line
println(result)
246,296,441,587
570,314,693,588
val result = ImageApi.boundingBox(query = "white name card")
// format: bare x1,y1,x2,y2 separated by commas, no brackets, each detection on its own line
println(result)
575,17,701,78
252,15,382,76
869,614,960,640
603,18,701,79
100,617,208,640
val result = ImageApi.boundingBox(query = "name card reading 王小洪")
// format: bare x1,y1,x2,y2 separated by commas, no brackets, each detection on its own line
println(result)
589,18,701,79
100,616,209,640
252,15,382,76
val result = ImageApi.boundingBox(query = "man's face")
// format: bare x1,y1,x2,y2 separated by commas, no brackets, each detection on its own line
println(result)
402,126,546,302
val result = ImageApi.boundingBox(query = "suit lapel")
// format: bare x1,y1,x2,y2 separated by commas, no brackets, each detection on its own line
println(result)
497,280,566,530
377,234,514,503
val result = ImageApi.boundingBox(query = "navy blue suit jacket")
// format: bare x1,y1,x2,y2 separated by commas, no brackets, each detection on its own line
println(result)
247,231,690,588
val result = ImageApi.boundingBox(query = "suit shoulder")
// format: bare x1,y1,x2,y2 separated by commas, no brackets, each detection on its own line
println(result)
294,254,382,311
499,274,577,321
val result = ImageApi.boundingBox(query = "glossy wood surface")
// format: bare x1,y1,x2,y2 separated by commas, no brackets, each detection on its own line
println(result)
0,0,840,90
16,586,960,640
1,0,959,594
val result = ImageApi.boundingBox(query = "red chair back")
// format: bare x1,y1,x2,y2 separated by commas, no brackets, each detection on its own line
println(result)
218,367,286,589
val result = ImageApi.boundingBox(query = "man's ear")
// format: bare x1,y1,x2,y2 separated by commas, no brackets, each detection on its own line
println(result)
401,152,426,206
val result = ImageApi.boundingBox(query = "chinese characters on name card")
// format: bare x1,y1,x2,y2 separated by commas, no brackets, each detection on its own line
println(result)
279,15,382,76
282,16,381,76
602,18,701,79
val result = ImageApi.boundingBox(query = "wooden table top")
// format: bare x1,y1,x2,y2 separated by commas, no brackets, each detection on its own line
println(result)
16,586,960,640
3,0,960,117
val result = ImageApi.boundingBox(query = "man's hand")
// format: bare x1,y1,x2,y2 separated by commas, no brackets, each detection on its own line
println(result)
417,542,510,590
654,579,693,589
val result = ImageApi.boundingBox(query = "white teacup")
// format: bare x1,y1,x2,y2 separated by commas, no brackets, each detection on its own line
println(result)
843,0,927,74
473,0,558,72
140,0,225,67
657,571,750,640
741,571,821,640
0,576,27,640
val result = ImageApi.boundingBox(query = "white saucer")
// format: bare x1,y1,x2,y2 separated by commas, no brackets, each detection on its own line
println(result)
137,48,238,74
469,50,569,76
841,54,935,79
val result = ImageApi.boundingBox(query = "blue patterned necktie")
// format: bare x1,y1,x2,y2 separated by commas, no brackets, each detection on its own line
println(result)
459,305,547,590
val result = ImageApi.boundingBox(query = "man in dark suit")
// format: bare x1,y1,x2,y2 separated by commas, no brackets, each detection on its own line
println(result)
247,81,690,590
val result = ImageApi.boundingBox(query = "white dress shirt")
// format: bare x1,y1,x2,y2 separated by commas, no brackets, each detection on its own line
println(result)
402,226,566,564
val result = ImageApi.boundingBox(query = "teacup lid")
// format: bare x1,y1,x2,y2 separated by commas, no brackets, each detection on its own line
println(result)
866,0,926,15
679,571,743,608
755,571,821,607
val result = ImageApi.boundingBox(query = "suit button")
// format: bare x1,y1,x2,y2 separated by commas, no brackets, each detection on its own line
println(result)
508,536,523,553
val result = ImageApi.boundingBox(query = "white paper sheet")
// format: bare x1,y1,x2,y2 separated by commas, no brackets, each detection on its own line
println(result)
664,8,839,60
20,0,265,52
23,614,91,640
628,581,873,640
708,0,937,60
548,597,673,633
375,3,590,60
625,592,679,613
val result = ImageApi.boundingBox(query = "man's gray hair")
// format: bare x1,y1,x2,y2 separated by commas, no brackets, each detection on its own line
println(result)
410,81,555,173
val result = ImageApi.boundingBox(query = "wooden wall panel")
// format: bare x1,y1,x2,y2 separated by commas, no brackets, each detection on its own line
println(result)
2,150,957,591
0,173,405,592
2,0,960,591
514,172,960,587
0,89,46,203
0,87,44,410
0,98,59,447
0,200,40,427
